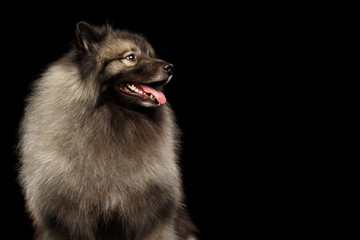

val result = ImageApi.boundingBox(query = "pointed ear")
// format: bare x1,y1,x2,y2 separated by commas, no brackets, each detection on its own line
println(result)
76,21,101,52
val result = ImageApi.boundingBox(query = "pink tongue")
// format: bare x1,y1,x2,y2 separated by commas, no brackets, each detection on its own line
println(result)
135,84,166,104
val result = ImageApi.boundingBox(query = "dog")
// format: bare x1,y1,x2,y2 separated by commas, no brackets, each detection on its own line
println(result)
18,21,197,240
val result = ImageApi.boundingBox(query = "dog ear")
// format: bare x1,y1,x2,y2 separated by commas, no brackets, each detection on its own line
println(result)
76,21,101,52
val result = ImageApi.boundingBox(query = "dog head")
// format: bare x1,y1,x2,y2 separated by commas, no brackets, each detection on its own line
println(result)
75,21,173,109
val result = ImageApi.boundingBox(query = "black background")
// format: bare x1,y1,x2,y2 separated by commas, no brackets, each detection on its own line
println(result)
0,2,301,240
0,3,349,239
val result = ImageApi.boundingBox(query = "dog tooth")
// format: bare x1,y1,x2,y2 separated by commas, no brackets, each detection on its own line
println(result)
139,91,143,94
134,88,139,92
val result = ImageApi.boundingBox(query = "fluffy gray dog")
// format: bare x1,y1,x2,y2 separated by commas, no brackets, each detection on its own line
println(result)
18,21,197,240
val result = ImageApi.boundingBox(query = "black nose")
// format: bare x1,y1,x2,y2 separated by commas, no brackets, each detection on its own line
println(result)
162,64,174,74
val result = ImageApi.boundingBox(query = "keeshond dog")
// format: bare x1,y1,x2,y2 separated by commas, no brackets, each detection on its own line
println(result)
18,21,197,240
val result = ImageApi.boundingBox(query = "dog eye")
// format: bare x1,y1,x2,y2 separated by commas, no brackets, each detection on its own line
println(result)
125,54,137,61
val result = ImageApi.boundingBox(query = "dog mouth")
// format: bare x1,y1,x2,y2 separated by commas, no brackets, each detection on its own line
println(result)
117,82,167,105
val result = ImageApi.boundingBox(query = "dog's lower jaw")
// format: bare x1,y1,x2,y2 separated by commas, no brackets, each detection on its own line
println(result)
114,92,161,110
114,81,167,109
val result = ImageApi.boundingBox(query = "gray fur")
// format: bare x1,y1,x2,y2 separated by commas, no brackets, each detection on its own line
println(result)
18,22,197,240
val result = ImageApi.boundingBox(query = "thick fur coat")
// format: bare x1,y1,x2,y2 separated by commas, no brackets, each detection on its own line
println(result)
18,22,197,240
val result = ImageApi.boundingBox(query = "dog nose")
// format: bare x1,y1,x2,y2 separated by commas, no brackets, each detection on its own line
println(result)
162,64,174,74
